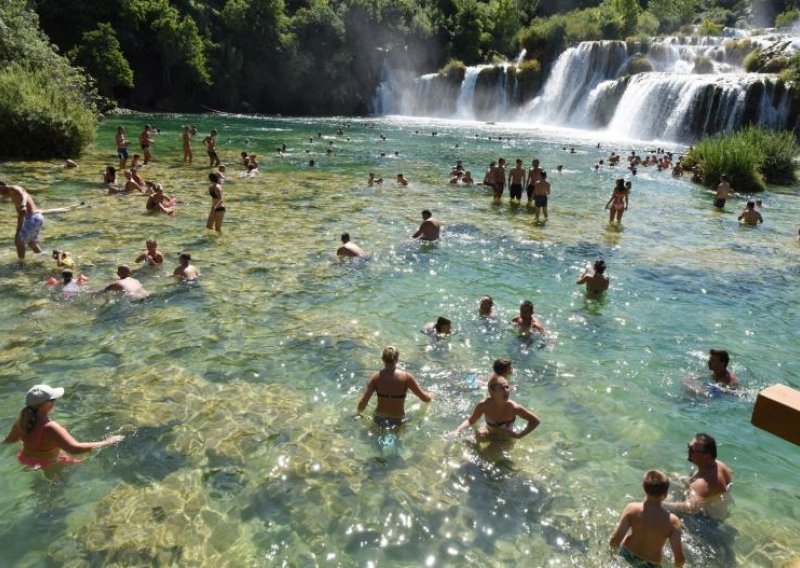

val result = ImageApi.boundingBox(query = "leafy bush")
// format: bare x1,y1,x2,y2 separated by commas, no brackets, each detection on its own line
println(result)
624,56,654,75
439,59,466,84
515,58,543,101
0,65,96,158
693,55,715,74
764,56,790,73
520,15,567,64
743,48,763,72
698,19,723,36
636,11,660,37
722,38,755,66
683,126,799,192
775,8,800,28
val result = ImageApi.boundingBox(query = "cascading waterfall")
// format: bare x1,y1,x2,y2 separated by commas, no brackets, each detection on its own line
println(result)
371,33,800,141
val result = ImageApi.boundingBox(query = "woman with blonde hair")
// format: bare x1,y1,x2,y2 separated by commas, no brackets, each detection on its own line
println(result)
3,385,124,469
357,346,434,426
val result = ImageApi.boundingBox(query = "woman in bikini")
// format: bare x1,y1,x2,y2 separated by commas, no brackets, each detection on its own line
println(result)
450,368,541,441
356,346,434,427
3,384,124,470
206,172,225,231
605,178,628,223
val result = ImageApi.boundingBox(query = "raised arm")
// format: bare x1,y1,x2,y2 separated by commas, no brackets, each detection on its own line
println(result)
511,403,541,439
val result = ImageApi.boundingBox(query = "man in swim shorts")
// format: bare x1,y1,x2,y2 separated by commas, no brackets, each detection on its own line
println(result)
664,433,734,523
139,124,154,164
116,126,129,168
0,180,44,260
492,158,506,201
714,175,733,209
532,171,551,222
412,210,440,241
507,159,525,203
526,159,543,205
609,470,685,568
173,252,200,281
203,129,220,167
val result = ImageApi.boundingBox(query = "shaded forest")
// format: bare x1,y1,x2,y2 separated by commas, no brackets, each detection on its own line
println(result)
19,0,800,114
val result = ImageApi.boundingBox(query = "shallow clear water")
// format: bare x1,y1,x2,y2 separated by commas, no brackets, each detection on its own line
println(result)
0,115,799,566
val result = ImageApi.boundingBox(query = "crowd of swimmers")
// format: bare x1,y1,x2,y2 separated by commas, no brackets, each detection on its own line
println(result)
0,121,781,567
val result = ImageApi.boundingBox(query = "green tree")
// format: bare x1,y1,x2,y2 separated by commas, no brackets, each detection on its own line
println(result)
606,0,641,36
68,23,134,97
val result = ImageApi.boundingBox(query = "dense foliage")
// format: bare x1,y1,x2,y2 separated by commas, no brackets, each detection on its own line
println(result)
0,0,96,158
6,0,774,114
683,126,800,192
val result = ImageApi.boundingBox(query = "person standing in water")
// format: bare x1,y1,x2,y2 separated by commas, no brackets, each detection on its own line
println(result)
116,126,129,169
606,178,628,223
182,125,192,165
577,260,610,296
138,124,154,164
714,175,733,209
203,129,221,167
449,370,540,441
664,433,734,522
0,180,44,260
609,470,686,568
356,346,434,426
206,172,225,231
412,210,440,241
3,384,124,470
508,159,526,203
532,171,551,222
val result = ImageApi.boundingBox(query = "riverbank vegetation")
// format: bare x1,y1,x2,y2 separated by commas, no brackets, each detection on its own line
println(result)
684,127,800,192
0,0,97,158
7,0,796,116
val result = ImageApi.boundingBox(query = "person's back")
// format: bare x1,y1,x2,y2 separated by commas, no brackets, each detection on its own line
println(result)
610,470,685,567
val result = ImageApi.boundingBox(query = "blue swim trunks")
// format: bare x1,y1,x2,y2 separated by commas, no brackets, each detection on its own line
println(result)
117,147,129,161
619,546,660,568
17,212,44,244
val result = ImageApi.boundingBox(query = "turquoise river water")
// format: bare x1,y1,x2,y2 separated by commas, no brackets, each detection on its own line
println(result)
0,115,798,566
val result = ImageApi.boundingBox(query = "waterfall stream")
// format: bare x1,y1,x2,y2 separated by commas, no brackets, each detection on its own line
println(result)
371,32,800,142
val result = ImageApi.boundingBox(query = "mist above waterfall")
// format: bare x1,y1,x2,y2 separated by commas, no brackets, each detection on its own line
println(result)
373,30,800,143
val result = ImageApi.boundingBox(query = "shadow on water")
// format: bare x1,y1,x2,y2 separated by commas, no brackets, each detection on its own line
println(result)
106,422,192,485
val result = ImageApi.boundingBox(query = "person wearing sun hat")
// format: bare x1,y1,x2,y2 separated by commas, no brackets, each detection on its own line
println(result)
3,385,124,469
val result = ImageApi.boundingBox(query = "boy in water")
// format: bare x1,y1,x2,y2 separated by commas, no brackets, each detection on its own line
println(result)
609,470,685,567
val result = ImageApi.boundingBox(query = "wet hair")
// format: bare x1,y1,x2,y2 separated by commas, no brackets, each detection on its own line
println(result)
746,201,755,209
146,238,157,247
382,346,399,365
179,253,191,261
421,210,432,219
62,270,73,283
16,406,40,435
615,178,625,190
594,260,606,274
709,349,729,367
642,470,670,497
493,358,512,375
480,295,493,305
434,317,451,332
118,265,132,277
694,433,718,458
521,300,534,312
487,374,508,394
209,172,221,183
210,129,218,135
341,232,350,243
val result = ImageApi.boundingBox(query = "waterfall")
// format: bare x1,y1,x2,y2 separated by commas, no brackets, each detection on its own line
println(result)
522,41,629,127
454,67,483,119
370,34,800,142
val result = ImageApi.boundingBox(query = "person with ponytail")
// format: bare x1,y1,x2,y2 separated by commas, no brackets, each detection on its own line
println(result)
3,385,124,469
